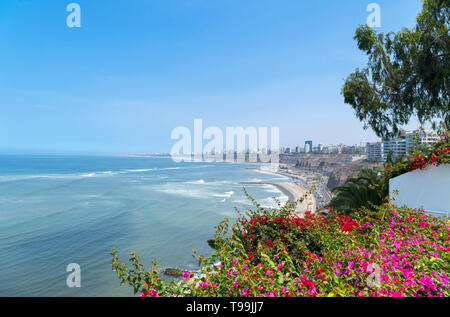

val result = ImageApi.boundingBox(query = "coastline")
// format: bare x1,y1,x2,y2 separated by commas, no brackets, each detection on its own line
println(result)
241,166,317,213
269,183,296,202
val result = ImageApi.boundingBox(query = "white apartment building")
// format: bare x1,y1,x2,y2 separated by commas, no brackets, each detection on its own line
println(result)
382,130,409,162
366,142,383,161
405,129,441,155
380,129,441,162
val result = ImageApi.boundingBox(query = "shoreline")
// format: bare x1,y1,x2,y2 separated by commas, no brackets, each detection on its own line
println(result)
240,181,315,214
270,183,296,202
252,167,318,213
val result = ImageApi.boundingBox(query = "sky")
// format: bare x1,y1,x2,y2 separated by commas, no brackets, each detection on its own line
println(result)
0,0,424,155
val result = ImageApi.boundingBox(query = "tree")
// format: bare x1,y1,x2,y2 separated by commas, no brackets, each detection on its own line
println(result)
330,169,386,213
342,0,449,139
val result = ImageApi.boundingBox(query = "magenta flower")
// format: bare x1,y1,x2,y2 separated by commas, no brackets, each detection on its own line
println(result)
182,272,191,279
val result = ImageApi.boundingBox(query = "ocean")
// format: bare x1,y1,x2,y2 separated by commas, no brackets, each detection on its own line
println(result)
0,155,288,296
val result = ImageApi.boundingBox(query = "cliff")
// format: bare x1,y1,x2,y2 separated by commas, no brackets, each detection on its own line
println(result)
280,154,381,191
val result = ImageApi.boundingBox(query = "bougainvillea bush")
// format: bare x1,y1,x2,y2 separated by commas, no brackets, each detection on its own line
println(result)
111,192,450,297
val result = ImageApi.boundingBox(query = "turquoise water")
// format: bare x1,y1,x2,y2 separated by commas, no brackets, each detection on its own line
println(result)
0,155,288,296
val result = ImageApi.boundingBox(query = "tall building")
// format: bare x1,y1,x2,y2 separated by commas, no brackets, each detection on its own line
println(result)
382,130,409,162
381,129,441,162
304,141,313,153
406,129,441,154
366,142,383,161
304,144,310,153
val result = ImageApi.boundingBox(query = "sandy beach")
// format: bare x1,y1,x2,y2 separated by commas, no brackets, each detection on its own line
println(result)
240,180,316,214
270,182,316,213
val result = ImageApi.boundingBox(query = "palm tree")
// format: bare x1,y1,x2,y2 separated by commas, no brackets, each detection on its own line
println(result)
330,168,386,214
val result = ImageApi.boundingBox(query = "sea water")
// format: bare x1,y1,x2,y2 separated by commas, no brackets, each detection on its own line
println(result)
0,155,288,296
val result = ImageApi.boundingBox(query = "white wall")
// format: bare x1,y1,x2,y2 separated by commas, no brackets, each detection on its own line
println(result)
389,164,450,215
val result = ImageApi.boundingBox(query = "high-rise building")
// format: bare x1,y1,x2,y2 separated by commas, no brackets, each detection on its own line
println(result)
406,129,441,154
381,129,441,162
382,130,409,162
304,144,310,153
366,142,383,161
304,141,313,153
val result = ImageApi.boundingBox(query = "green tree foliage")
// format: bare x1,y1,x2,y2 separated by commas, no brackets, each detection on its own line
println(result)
342,0,449,138
330,128,449,215
330,169,387,214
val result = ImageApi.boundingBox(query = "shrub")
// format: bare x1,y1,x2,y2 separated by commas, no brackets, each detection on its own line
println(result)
111,193,449,297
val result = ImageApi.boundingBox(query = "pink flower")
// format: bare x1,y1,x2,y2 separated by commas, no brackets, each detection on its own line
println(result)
182,272,191,279
276,262,283,271
389,290,404,297
242,288,249,296
140,289,159,297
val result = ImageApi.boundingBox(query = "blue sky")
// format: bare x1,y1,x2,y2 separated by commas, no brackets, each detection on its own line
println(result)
0,0,423,154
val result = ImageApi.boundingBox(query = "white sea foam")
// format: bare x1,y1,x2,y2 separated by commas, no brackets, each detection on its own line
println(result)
0,170,127,182
213,191,234,198
245,178,262,183
150,184,210,200
232,198,252,206
186,179,205,184
262,184,283,194
260,195,288,209
125,169,153,173
80,171,121,177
